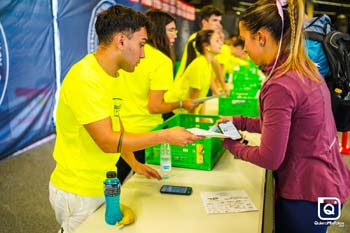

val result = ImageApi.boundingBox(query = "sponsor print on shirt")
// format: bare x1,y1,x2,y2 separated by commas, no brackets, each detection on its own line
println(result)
113,98,122,117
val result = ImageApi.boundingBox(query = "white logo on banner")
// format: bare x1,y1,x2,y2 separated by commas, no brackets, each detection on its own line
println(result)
87,0,118,53
0,22,9,106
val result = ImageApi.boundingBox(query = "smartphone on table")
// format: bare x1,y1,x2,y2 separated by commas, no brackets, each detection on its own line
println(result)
160,185,192,195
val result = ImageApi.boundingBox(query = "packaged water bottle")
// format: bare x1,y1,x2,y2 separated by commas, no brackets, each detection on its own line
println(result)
104,171,122,225
160,143,172,179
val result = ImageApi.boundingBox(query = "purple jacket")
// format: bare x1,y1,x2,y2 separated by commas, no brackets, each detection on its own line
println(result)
223,64,350,203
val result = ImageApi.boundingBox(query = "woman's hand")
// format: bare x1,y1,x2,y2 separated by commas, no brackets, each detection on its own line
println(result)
215,116,233,125
182,99,199,112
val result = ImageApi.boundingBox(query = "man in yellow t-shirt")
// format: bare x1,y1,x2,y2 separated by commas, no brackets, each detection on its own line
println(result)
49,5,202,233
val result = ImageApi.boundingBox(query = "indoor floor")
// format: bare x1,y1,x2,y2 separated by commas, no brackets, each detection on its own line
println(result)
0,135,349,233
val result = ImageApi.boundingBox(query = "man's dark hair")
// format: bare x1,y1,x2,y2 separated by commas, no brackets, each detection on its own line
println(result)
95,4,150,45
199,5,223,22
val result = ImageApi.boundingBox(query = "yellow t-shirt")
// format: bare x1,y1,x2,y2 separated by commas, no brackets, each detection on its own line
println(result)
116,44,173,132
165,55,212,114
215,44,232,76
175,32,197,80
51,53,121,197
216,44,249,77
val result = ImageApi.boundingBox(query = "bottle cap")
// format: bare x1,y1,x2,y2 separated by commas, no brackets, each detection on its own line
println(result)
334,88,342,94
106,171,117,178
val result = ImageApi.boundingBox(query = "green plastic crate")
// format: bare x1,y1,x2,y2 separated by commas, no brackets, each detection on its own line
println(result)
230,72,262,98
218,97,259,117
232,67,260,81
233,73,260,81
230,88,260,98
145,114,225,171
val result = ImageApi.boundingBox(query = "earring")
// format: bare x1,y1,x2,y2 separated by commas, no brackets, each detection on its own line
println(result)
207,48,210,52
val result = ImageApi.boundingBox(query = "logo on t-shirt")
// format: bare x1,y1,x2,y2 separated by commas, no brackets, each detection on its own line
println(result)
0,22,9,106
113,98,122,117
87,0,118,53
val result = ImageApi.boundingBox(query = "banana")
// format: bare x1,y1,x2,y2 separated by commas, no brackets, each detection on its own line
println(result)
116,204,136,226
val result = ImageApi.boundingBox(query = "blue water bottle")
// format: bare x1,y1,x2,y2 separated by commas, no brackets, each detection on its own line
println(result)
104,171,122,225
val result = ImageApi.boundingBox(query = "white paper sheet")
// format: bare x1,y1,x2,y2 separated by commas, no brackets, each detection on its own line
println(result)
192,93,226,104
186,128,230,138
200,190,258,214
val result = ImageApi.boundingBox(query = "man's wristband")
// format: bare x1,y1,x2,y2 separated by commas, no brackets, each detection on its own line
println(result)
116,131,124,153
179,100,183,108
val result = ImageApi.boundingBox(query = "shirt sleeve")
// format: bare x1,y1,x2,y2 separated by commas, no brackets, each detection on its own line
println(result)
223,83,294,170
187,58,206,90
232,116,261,133
150,58,174,91
63,73,109,125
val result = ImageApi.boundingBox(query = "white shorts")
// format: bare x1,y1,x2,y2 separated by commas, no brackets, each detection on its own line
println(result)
49,182,105,233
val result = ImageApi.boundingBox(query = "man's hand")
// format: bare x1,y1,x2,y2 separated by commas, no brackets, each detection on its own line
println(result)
132,162,162,180
164,127,204,146
182,99,199,112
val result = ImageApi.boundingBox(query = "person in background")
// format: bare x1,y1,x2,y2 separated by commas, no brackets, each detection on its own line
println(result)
115,9,198,184
304,14,331,78
165,29,222,114
230,33,239,42
210,28,230,95
49,5,202,233
220,0,350,233
215,37,249,85
230,38,247,60
175,5,228,95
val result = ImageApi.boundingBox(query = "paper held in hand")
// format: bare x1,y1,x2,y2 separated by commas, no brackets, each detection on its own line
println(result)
186,128,230,138
192,93,226,104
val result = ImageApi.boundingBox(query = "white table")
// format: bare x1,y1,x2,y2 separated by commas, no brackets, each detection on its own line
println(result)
75,133,266,233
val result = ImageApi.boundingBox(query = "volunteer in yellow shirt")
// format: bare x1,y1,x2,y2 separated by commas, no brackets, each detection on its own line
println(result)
215,38,249,83
165,29,222,114
117,44,173,133
175,5,223,80
49,5,202,233
116,10,198,183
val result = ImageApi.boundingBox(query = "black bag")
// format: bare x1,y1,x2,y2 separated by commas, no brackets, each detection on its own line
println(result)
305,15,350,131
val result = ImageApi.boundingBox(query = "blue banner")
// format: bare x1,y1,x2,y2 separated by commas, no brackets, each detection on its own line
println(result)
0,0,56,159
0,0,195,160
58,0,143,82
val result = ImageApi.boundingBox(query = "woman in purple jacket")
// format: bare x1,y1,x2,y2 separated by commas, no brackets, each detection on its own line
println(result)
221,0,350,232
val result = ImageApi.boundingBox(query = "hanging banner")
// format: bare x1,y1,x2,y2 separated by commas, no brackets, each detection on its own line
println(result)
0,0,56,159
59,0,144,82
140,0,195,20
0,0,195,160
